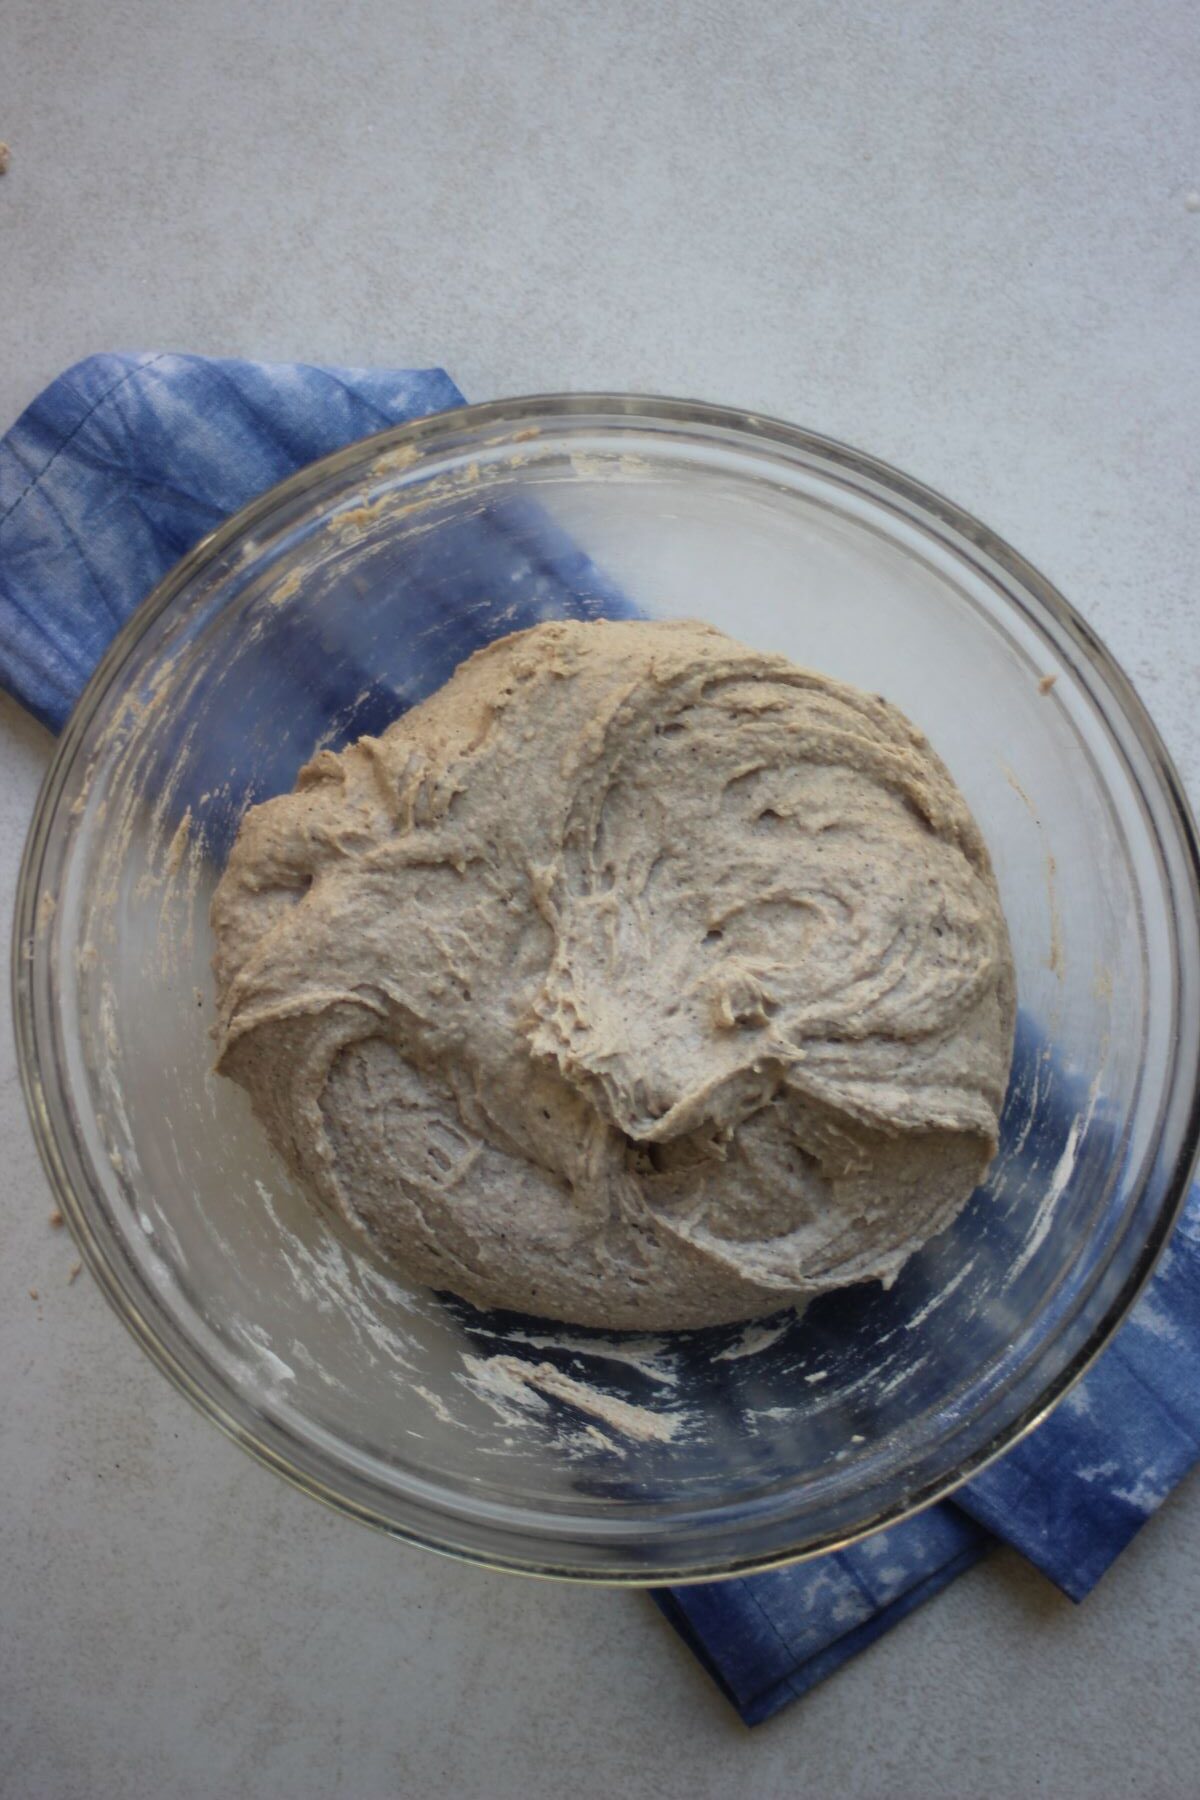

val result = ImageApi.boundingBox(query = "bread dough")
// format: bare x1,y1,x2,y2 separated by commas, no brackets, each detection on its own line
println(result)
211,619,1015,1329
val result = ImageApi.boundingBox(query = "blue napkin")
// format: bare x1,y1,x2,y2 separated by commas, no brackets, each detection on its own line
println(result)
3,353,1198,1725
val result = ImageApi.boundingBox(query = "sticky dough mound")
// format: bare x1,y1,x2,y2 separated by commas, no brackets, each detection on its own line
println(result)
211,619,1016,1329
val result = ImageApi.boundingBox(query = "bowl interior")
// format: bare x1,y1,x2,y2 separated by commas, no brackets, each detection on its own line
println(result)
19,398,1200,1579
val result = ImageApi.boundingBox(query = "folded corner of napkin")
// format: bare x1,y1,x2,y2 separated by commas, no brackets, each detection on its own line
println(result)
0,352,464,730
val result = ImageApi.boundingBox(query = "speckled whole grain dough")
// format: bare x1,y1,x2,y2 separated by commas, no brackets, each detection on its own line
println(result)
211,618,1015,1329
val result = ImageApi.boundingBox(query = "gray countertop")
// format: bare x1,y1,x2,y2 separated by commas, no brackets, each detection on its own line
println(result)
2,3,1198,1795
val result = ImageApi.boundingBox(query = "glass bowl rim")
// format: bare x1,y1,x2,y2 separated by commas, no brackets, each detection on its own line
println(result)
12,390,1200,1584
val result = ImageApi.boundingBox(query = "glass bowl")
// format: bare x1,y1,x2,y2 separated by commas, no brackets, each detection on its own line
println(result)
13,395,1200,1582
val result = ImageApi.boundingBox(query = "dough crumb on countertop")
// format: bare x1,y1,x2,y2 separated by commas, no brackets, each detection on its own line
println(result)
212,618,1015,1330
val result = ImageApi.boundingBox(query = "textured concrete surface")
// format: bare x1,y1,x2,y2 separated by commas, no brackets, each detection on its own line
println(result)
2,2,1199,1796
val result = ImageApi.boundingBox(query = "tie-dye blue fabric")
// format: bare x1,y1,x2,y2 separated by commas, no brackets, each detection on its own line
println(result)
2,353,1196,1724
